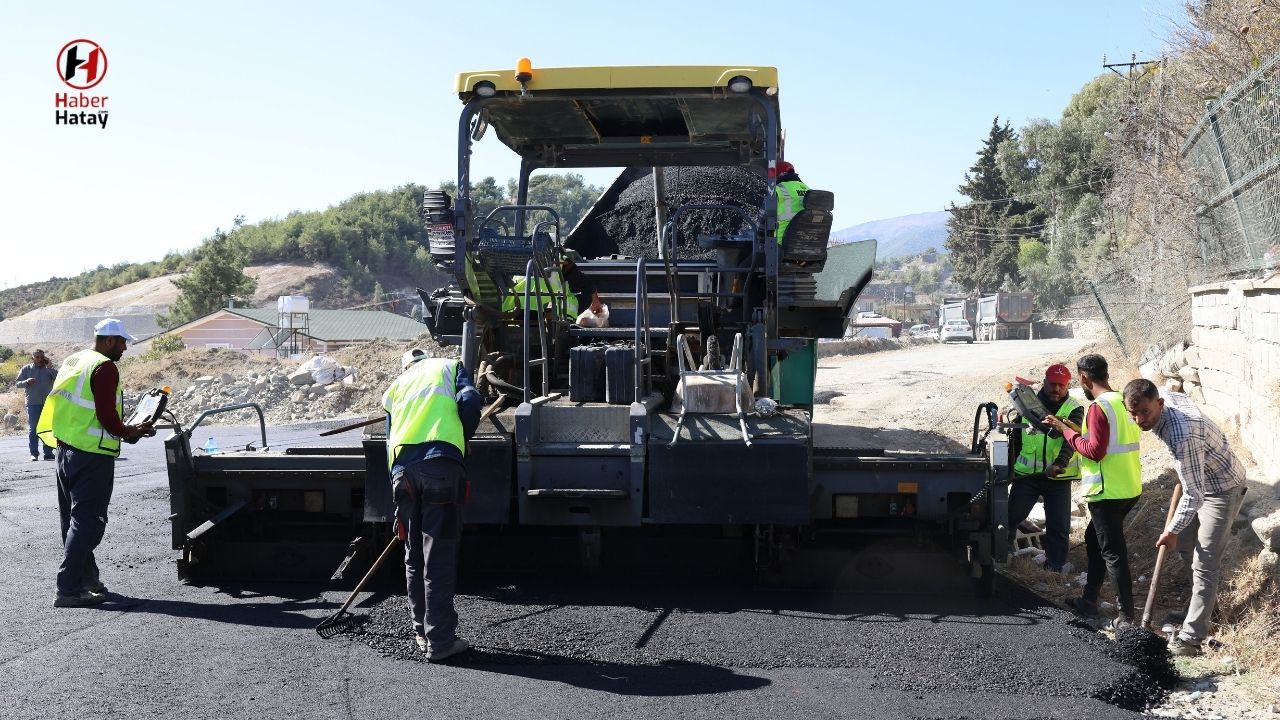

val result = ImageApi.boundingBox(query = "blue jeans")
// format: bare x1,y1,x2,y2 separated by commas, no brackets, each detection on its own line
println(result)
393,459,466,650
56,445,115,595
27,404,52,459
1007,474,1073,571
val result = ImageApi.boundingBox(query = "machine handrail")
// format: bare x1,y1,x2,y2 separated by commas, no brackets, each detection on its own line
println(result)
660,204,760,325
521,258,555,403
633,256,652,402
477,204,561,240
185,403,268,449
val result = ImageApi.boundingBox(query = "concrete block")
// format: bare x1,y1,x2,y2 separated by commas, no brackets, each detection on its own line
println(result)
1186,381,1206,404
288,369,314,386
1260,313,1280,344
1183,344,1202,367
1252,505,1280,553
192,376,215,386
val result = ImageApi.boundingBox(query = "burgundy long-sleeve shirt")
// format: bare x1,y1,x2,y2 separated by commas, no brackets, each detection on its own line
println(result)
90,361,131,438
1060,401,1110,461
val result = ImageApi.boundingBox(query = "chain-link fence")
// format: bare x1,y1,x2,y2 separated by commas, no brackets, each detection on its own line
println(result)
1181,50,1280,278
1082,238,1194,363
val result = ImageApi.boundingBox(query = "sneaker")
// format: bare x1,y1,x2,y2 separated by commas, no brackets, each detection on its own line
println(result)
1066,596,1099,619
84,581,109,594
54,591,107,608
30,456,40,462
426,638,471,662
1169,636,1203,657
414,634,428,652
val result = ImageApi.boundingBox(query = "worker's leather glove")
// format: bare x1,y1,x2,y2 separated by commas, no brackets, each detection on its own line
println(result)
394,516,408,542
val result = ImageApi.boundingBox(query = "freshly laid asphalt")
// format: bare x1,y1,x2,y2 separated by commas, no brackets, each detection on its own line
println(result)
0,423,1166,719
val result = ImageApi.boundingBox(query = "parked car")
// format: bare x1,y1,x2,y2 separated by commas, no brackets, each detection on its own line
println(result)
909,324,933,338
939,319,975,343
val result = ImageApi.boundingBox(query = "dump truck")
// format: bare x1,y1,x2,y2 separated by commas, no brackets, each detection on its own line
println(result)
161,62,1015,589
939,296,977,327
975,292,1033,341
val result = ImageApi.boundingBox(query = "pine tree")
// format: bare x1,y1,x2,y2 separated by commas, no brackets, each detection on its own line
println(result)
158,224,258,328
944,118,1043,292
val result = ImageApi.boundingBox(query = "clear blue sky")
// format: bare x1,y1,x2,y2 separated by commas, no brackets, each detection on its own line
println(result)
0,0,1181,289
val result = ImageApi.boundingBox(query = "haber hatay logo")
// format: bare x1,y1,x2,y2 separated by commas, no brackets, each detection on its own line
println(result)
57,39,107,90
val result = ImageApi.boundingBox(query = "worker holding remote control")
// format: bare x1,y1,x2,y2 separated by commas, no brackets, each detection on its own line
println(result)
36,319,156,608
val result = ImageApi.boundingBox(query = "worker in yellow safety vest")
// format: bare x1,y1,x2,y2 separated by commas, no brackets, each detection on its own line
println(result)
774,160,809,246
501,268,579,321
36,319,154,608
1044,353,1143,628
1007,363,1084,572
381,347,481,661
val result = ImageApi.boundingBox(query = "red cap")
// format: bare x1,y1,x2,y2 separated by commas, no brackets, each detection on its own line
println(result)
1044,363,1071,384
777,160,794,175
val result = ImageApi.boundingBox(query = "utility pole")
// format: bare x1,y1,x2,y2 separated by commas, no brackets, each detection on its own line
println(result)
1102,53,1162,92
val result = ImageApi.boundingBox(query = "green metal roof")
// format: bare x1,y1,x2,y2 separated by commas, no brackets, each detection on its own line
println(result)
228,308,425,343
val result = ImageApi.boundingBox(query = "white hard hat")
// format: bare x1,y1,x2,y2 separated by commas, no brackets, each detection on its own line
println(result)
401,348,429,370
94,318,137,343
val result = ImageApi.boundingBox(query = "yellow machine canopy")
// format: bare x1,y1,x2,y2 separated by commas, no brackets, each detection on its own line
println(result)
454,63,780,169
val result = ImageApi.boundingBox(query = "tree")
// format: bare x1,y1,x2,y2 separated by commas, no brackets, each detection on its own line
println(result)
158,222,258,328
507,172,604,233
944,118,1044,291
439,177,510,222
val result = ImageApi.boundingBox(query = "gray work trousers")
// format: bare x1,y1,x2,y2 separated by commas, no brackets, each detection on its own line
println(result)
393,459,466,651
1175,485,1247,644
56,445,115,596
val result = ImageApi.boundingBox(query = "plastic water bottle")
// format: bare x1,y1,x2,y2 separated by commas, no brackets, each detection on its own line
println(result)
202,437,219,455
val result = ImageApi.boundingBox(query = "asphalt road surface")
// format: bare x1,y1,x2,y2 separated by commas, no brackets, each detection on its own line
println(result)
1,343,1168,720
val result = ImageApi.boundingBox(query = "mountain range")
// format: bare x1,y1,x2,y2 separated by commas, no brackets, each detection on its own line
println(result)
831,211,948,259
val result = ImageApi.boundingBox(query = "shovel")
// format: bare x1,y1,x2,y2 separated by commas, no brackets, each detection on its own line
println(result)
316,535,401,638
1140,483,1184,631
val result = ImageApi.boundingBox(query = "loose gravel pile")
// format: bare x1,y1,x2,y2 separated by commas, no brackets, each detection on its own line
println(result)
1095,624,1180,710
568,167,766,261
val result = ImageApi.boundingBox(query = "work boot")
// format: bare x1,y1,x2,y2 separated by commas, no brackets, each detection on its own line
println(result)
1105,615,1135,632
1168,636,1203,657
84,580,109,594
426,638,471,663
1066,596,1099,620
54,591,107,608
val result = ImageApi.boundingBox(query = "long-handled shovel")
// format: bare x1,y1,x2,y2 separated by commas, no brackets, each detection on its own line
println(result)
316,535,401,638
1140,483,1185,631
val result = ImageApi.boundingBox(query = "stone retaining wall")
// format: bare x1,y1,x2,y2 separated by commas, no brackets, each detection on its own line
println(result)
1186,276,1280,561
1188,277,1280,483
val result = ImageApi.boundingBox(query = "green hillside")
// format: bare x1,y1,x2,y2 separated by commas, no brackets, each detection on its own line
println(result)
0,173,604,322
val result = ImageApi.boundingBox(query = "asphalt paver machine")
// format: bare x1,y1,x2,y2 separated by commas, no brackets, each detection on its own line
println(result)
163,63,1012,589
